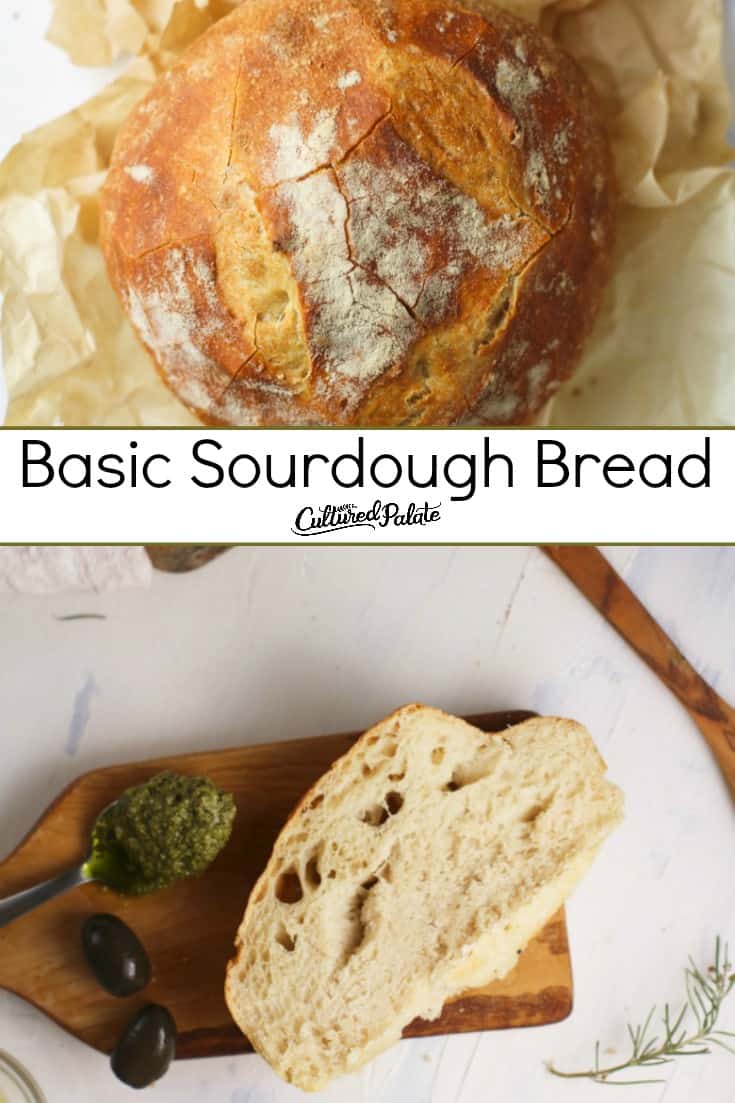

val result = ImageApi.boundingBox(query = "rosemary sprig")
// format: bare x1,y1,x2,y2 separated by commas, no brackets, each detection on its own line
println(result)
548,938,735,1086
54,614,107,621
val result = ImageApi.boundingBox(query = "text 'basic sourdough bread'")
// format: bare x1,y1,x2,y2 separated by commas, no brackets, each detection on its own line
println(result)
224,707,623,1090
101,0,616,427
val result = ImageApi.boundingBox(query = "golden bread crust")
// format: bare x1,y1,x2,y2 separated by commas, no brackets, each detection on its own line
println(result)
101,0,616,426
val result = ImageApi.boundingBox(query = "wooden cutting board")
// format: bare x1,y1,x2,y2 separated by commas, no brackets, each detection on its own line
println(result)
0,711,572,1059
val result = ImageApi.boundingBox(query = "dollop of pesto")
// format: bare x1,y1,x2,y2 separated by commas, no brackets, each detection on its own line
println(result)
86,772,236,895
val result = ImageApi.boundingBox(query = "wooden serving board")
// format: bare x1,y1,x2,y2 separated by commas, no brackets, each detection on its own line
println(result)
0,711,572,1059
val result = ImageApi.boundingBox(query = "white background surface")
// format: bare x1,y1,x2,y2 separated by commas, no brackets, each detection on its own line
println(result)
1,545,735,1102
0,1,734,423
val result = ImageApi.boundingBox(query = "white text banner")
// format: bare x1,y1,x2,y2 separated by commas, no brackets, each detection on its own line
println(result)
0,429,727,543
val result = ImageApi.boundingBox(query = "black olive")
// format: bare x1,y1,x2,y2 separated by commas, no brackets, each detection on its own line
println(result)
81,913,151,998
111,1004,177,1089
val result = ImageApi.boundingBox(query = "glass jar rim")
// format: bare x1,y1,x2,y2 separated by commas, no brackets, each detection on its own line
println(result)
0,1051,47,1103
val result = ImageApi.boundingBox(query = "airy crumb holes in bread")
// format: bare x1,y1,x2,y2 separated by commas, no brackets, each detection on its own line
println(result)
225,706,623,1090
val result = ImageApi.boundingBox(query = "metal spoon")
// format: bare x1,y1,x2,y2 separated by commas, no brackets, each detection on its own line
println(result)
0,800,128,929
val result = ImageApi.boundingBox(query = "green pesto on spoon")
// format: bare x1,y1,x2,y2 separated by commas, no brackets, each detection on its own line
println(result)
0,772,236,929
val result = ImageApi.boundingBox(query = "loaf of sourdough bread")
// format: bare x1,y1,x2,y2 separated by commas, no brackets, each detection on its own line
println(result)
101,0,615,427
225,706,623,1090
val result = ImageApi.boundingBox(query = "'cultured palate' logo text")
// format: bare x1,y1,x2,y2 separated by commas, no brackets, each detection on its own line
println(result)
292,501,441,536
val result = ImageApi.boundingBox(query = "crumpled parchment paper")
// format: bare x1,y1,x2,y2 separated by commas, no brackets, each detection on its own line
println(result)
0,546,152,593
1,0,733,426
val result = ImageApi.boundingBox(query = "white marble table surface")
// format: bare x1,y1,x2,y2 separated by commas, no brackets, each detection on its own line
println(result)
1,545,735,1102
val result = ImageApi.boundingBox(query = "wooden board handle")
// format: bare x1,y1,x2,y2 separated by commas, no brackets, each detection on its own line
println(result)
145,546,230,573
543,546,735,802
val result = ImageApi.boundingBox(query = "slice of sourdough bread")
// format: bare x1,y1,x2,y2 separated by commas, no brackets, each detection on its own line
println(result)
225,706,623,1091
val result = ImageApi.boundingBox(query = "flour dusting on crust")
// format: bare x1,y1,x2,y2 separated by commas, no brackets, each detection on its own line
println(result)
125,247,216,372
271,122,544,409
276,169,418,407
125,246,260,424
342,138,539,322
267,110,338,185
124,165,155,184
494,57,541,107
337,70,362,90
